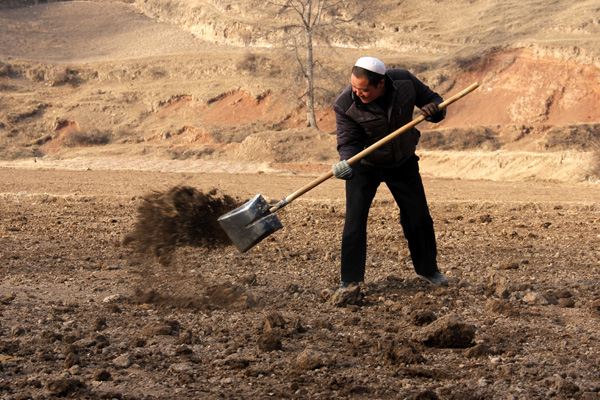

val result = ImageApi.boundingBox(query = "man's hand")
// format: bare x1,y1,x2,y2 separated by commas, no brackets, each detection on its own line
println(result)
332,160,353,180
420,102,441,120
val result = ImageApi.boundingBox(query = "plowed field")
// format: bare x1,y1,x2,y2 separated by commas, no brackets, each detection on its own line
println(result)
1,168,599,399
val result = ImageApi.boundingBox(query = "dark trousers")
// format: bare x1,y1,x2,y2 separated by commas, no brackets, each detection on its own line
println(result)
341,155,438,283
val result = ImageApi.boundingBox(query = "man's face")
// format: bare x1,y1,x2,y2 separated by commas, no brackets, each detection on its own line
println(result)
351,74,385,104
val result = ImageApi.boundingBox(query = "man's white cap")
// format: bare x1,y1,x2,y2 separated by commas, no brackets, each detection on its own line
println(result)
354,56,386,75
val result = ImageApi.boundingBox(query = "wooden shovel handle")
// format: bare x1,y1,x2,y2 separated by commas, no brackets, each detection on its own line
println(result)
271,82,480,212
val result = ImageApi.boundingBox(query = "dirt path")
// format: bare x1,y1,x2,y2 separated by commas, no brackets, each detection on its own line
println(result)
0,1,211,62
0,167,598,204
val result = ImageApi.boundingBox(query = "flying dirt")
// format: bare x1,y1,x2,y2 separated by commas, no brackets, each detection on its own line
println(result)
123,186,240,265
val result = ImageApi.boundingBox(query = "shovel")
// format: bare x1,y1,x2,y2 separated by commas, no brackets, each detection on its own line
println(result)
218,82,480,252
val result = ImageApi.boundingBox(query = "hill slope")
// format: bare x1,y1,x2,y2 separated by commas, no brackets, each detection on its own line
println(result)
0,0,598,182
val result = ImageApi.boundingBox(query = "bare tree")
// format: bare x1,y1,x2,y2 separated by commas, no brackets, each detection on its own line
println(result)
269,1,371,129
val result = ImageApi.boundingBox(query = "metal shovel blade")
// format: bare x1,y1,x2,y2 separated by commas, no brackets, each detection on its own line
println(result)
217,194,283,252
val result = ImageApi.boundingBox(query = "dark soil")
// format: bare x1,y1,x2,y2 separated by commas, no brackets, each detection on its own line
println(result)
0,170,599,399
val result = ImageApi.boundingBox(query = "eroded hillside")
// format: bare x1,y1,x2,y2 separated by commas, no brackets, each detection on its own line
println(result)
0,0,599,181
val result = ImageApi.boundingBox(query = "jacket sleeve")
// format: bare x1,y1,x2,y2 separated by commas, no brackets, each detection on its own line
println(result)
407,72,446,123
334,103,365,161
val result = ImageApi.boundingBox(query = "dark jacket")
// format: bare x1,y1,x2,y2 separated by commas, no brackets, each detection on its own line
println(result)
334,69,445,167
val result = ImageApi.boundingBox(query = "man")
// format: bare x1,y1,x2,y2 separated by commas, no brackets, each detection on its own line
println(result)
332,56,448,289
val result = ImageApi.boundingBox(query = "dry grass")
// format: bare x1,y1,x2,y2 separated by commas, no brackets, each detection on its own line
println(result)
420,127,500,151
543,124,600,151
167,147,215,160
63,129,112,146
48,67,82,87
0,61,17,77
0,141,41,159
590,139,600,180
235,52,281,77
0,0,74,9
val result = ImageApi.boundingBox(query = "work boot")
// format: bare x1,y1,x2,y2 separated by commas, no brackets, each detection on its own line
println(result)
417,271,449,286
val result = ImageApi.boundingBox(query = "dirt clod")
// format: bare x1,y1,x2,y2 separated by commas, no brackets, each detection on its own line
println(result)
64,351,80,368
223,355,252,369
142,320,180,337
113,353,132,368
551,375,580,396
464,342,495,358
411,310,437,326
93,316,107,331
556,290,573,299
328,285,362,307
46,378,83,396
409,389,440,400
500,261,520,270
124,186,239,265
295,348,325,370
414,314,476,348
558,297,575,308
93,369,112,381
0,293,16,305
258,330,282,352
591,299,600,314
382,339,425,365
10,326,25,336
478,214,493,223
262,311,286,333
202,283,257,310
522,290,548,305
485,298,517,316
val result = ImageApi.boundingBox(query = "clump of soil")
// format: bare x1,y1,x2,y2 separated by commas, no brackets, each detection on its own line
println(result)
411,309,437,326
93,370,112,382
413,314,476,348
257,330,282,352
295,348,326,370
202,283,258,310
124,186,240,264
327,285,362,306
408,389,440,400
382,339,426,365
46,378,84,397
140,319,181,337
